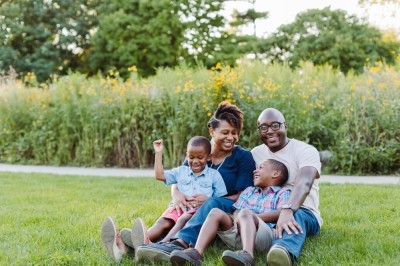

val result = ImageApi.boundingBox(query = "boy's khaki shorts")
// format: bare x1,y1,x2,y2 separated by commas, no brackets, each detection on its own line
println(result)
217,216,274,252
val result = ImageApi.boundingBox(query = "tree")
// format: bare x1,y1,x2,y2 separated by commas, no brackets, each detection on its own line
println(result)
180,0,269,68
0,0,99,82
227,1,269,60
178,0,229,68
86,0,253,77
261,7,400,74
85,0,186,78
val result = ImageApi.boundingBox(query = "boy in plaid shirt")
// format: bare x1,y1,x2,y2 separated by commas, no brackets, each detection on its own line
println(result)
170,159,290,266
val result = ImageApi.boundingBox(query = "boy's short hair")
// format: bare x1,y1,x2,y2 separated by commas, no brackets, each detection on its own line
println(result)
267,159,289,186
187,136,211,154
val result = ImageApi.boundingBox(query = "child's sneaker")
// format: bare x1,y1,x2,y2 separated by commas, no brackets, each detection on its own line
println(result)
222,250,255,266
131,218,150,252
120,228,134,248
100,217,126,261
170,248,204,266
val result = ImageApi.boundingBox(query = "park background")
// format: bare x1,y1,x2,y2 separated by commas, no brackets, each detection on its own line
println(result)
1,0,399,175
1,1,400,265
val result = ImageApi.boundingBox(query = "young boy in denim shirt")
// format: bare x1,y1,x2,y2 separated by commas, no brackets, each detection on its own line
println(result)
101,136,227,261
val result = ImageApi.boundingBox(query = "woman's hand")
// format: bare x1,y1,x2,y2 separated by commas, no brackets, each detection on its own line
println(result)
171,188,193,215
187,194,208,208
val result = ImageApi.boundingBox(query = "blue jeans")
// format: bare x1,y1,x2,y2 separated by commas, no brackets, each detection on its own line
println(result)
273,208,320,260
174,197,235,247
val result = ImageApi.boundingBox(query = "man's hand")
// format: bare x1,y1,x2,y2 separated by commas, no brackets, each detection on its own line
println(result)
275,209,303,238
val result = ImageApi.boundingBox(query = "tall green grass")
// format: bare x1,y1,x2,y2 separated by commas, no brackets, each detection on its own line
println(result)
0,172,399,265
0,61,399,174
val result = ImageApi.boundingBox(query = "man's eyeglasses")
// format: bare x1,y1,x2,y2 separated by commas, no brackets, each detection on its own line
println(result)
257,122,285,133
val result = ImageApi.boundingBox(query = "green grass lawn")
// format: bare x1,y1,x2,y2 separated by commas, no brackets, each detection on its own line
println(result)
1,172,399,266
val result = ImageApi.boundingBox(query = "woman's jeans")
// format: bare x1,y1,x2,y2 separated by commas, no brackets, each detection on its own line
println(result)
174,197,235,247
273,207,320,260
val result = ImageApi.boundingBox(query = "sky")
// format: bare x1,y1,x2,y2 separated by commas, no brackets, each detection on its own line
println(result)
223,0,400,37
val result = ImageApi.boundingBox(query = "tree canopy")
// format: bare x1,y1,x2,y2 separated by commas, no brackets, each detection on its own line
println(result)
85,0,185,78
1,2,398,81
0,0,99,82
261,7,399,74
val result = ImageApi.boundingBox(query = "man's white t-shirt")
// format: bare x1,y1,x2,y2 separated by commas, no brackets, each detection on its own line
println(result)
251,139,322,226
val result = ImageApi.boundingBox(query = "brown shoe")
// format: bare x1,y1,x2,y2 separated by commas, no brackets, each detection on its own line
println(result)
266,245,293,266
222,250,255,266
170,248,204,266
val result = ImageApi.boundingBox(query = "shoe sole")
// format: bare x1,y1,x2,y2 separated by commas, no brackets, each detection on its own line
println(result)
267,247,292,266
222,250,250,266
131,218,148,252
100,217,123,261
120,228,134,248
170,253,201,266
136,246,171,263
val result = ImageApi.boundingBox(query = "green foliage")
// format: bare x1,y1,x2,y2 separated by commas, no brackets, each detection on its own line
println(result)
261,7,400,74
0,0,99,82
0,172,399,265
86,0,185,78
0,61,399,174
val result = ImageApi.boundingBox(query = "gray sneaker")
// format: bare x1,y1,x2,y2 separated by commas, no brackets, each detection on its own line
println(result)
170,248,204,266
266,245,293,266
222,250,255,266
136,242,184,263
100,217,125,261
120,228,133,248
131,218,149,252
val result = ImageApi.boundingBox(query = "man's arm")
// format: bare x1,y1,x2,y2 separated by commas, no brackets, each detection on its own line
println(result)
276,166,319,238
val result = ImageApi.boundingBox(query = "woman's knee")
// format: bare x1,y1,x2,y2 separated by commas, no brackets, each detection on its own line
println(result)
202,197,233,213
207,208,226,220
202,197,223,209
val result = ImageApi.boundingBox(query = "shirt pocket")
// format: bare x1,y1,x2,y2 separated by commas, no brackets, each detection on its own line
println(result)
179,176,192,194
198,180,213,196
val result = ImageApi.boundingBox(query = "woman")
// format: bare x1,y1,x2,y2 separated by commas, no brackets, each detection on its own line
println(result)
135,101,255,263
101,101,255,262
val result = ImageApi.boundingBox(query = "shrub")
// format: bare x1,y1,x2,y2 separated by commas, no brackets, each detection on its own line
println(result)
0,61,399,174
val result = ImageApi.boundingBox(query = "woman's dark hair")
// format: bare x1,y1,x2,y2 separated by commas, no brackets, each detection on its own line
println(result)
207,101,244,131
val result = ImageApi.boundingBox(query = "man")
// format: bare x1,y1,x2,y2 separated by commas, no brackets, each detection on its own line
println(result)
251,108,321,266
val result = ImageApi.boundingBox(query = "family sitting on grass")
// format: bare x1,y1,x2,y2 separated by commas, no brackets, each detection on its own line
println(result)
101,101,322,266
